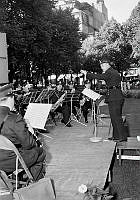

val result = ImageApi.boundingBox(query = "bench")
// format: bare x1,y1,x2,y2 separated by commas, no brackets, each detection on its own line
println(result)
117,137,140,165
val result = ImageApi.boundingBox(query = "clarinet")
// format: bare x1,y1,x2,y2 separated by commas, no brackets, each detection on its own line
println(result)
25,119,43,147
32,129,43,147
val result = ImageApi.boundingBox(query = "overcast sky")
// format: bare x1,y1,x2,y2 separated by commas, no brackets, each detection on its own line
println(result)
104,0,140,23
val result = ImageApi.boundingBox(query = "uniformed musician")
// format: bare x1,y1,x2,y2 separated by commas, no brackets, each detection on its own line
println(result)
51,81,72,127
80,80,92,123
66,81,80,120
81,56,127,142
0,84,46,181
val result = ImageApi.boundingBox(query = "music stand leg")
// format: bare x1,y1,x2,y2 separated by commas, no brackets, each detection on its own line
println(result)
65,113,87,127
65,95,87,127
90,100,94,123
89,101,102,142
96,106,108,126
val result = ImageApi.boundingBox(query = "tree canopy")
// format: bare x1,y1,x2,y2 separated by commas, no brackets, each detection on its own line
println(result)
81,1,140,73
0,0,83,85
82,18,133,73
126,2,140,59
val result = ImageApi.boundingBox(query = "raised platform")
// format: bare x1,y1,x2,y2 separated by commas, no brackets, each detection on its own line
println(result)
44,122,116,200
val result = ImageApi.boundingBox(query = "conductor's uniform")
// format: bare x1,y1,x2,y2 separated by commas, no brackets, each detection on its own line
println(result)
86,66,127,141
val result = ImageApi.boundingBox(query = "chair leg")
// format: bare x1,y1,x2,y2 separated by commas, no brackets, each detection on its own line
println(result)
119,149,122,166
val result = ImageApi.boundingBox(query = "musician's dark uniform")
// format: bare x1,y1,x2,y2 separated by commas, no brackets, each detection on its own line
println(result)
0,106,46,181
81,97,92,123
87,67,127,141
50,89,71,126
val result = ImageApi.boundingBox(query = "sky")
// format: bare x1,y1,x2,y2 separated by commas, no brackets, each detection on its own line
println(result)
104,0,140,24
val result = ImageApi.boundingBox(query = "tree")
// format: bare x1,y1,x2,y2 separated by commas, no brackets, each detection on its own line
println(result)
132,28,140,60
125,2,140,60
0,0,56,83
47,8,82,75
81,18,133,73
0,0,82,85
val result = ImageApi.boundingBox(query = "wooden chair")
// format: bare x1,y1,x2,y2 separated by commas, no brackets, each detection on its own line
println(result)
0,135,33,190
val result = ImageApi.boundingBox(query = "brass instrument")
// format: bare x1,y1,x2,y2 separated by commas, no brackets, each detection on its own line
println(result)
80,97,86,106
80,95,90,106
51,91,67,112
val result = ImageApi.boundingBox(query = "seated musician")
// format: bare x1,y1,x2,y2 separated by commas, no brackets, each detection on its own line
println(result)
0,84,46,181
80,80,92,123
47,83,53,91
66,81,80,120
22,80,31,94
68,81,76,93
51,81,72,127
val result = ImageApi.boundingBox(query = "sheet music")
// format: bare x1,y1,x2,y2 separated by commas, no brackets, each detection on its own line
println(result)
24,103,52,129
82,88,101,101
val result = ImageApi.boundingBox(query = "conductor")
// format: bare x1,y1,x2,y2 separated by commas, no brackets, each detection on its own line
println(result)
81,57,127,142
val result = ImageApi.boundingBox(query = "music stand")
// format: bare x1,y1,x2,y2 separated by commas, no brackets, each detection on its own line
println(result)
82,88,102,142
24,103,52,130
64,92,87,127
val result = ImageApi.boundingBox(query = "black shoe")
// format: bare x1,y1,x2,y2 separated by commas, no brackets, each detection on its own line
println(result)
118,138,127,142
108,137,114,141
66,123,72,127
113,139,121,142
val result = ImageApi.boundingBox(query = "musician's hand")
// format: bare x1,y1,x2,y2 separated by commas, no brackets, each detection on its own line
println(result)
71,88,75,93
24,118,34,134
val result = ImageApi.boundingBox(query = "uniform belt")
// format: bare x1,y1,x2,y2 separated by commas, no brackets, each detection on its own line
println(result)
108,86,121,90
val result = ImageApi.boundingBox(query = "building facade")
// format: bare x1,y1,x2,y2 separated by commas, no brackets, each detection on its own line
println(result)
56,0,108,35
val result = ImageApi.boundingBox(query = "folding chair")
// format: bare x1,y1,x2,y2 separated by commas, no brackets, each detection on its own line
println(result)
0,135,33,190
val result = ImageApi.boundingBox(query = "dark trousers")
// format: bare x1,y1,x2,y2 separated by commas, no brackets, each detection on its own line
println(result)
108,99,127,140
62,104,70,124
82,101,92,122
0,147,46,181
21,147,46,181
50,104,70,124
